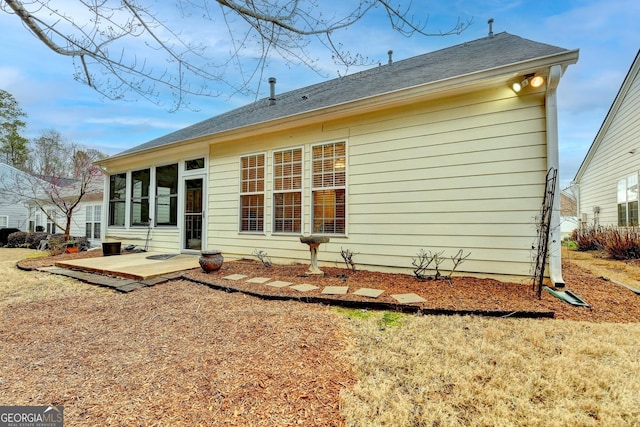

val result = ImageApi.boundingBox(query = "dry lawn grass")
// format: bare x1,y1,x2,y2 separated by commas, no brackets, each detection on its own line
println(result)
339,310,640,426
0,249,111,305
2,248,640,425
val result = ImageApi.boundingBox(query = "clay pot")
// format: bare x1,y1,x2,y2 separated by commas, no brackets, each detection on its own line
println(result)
199,249,224,272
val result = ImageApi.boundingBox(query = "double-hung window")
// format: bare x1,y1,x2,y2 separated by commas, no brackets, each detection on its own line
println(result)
273,148,303,233
131,169,150,226
46,209,57,234
618,174,639,226
312,141,346,234
156,164,178,226
108,173,126,226
85,205,101,239
240,154,265,232
0,215,7,228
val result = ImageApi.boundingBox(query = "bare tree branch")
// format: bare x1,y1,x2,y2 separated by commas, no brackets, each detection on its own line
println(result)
1,0,472,110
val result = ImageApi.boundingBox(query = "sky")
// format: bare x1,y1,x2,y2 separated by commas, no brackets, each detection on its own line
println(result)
1,0,639,189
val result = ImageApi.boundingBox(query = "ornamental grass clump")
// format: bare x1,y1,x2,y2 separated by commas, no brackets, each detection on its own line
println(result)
573,226,640,260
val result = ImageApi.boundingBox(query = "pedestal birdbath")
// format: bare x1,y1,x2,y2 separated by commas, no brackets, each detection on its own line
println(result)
300,236,330,276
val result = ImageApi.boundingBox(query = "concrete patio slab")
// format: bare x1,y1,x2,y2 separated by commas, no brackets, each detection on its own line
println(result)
266,280,293,288
291,284,319,292
391,293,426,304
322,286,349,295
246,277,272,284
353,288,385,298
54,252,200,281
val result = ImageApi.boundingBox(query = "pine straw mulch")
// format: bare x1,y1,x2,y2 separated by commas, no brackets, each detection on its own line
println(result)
4,249,640,426
1,277,352,426
15,248,640,323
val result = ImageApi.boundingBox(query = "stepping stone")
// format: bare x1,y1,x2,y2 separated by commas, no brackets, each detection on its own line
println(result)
223,274,247,281
246,277,272,284
291,284,319,292
391,293,426,304
266,280,293,288
353,288,384,298
116,283,145,293
322,286,349,295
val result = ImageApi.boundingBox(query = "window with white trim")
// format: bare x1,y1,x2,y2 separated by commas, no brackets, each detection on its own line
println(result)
312,141,346,234
0,215,7,228
131,168,150,226
240,154,265,232
108,173,126,226
85,205,101,239
156,164,178,226
46,209,57,234
273,148,303,233
618,174,639,226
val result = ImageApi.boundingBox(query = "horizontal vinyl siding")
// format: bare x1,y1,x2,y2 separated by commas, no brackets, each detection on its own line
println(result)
105,227,179,253
205,87,548,277
578,72,640,226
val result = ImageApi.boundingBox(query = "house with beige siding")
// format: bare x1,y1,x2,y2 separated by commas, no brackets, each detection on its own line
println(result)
574,50,640,228
96,32,578,284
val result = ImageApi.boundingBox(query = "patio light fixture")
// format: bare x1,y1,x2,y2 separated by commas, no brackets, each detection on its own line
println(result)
512,73,545,93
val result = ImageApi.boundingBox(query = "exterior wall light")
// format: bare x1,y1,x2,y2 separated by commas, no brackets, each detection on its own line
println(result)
511,74,545,93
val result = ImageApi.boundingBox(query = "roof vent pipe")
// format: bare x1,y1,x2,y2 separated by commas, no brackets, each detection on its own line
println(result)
268,77,276,105
388,50,393,65
488,18,494,38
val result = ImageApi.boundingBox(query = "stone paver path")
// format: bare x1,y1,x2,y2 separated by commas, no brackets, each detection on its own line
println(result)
353,288,385,298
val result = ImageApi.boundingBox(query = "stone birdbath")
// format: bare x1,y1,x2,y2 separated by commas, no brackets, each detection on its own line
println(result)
300,235,330,276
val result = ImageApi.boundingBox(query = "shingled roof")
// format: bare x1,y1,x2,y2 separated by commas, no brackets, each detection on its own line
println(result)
115,32,571,157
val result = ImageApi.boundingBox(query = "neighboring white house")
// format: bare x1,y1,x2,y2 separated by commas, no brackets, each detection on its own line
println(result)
25,174,105,247
0,161,31,230
96,32,579,284
573,50,640,228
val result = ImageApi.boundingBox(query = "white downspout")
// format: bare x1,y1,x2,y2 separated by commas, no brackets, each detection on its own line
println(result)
546,64,565,287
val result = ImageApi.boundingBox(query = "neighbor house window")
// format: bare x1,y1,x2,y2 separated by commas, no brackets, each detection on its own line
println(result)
46,209,56,234
618,174,639,226
273,148,303,233
312,141,346,234
131,168,150,226
85,205,101,239
0,215,7,228
108,173,126,226
156,164,178,226
240,154,265,232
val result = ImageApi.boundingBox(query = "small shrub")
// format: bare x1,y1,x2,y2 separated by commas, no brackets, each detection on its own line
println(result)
574,226,603,251
6,231,28,248
573,226,640,260
252,249,272,268
600,227,640,260
412,248,471,282
26,232,49,249
340,247,357,272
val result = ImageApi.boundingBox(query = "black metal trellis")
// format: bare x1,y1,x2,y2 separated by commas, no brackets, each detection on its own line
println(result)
532,167,557,298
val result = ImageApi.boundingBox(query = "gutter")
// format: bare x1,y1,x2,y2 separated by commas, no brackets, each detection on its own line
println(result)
546,64,566,287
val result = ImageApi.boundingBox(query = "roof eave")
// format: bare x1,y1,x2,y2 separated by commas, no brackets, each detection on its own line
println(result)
98,48,579,167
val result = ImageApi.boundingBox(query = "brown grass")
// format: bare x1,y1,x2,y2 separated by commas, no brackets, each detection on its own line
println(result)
0,249,110,305
339,311,640,426
2,248,640,425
